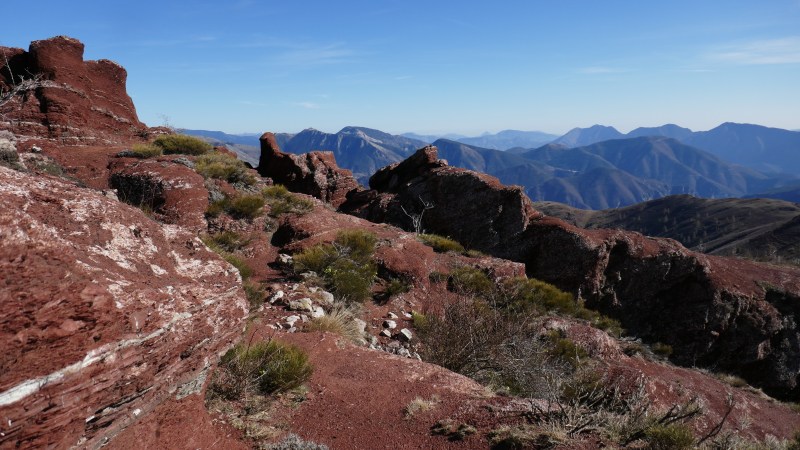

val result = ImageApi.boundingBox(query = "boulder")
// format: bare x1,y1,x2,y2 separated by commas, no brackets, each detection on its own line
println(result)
108,157,209,231
0,165,248,448
257,132,359,208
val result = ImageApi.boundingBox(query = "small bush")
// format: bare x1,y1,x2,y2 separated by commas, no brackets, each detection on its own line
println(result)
385,278,410,297
206,197,230,218
651,342,673,358
294,243,338,274
326,258,375,302
405,396,439,418
428,271,448,284
130,143,163,158
224,253,253,280
212,340,313,399
264,434,328,450
153,134,212,155
305,305,364,343
227,194,265,220
244,280,265,310
195,152,256,186
333,229,377,264
263,185,314,217
411,311,429,331
293,230,378,303
449,266,494,297
643,423,694,450
418,234,465,253
0,147,23,171
202,230,250,253
29,158,65,176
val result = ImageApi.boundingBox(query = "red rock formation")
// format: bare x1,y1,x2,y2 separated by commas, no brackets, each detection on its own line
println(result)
0,36,146,144
109,157,209,231
257,132,359,208
0,166,248,448
342,145,800,400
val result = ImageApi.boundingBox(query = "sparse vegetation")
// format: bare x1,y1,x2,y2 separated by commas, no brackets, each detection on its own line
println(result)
153,134,212,155
404,395,439,418
210,340,313,400
652,342,673,358
263,185,314,217
264,434,329,450
226,194,265,220
448,266,494,297
304,304,364,343
293,229,378,303
129,143,163,159
385,278,410,297
243,280,265,310
642,423,695,450
195,151,256,186
202,230,250,253
418,233,465,253
0,140,23,171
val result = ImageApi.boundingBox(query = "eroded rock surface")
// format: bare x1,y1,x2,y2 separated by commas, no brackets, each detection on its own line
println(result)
342,145,800,399
0,36,146,144
0,166,247,448
257,132,359,208
109,157,209,231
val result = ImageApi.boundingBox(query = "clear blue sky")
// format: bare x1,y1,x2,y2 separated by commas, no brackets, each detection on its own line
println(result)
3,1,799,136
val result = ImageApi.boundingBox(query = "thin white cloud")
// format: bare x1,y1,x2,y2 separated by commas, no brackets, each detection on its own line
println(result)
577,66,628,74
291,101,321,109
708,37,800,65
275,43,356,67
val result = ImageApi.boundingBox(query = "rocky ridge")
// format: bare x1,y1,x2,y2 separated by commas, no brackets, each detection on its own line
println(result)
342,145,800,399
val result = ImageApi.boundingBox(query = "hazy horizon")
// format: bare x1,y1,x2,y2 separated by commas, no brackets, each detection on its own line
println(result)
3,1,799,135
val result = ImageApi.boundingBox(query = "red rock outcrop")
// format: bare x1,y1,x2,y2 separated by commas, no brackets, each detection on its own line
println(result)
109,156,209,231
341,145,800,400
257,132,359,208
0,166,248,448
0,36,147,144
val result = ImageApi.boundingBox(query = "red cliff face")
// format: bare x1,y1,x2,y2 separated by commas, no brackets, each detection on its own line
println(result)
0,36,146,144
342,146,800,399
0,166,248,448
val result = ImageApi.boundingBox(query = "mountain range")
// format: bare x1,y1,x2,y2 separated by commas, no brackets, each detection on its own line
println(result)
184,122,800,209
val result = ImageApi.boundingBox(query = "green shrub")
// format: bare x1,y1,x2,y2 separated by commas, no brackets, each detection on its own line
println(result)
547,331,588,369
651,342,673,358
213,340,313,399
411,311,429,331
206,197,230,218
195,152,256,186
449,266,494,297
202,230,250,253
418,234,465,253
263,185,315,217
223,253,253,280
642,423,694,450
294,243,337,274
243,280,265,310
385,278,410,297
153,134,212,155
0,148,23,171
333,229,377,264
326,258,375,302
130,143,163,158
428,271,448,284
293,229,378,303
227,194,265,220
500,277,623,336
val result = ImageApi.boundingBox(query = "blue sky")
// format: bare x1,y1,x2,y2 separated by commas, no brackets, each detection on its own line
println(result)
3,1,800,135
